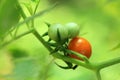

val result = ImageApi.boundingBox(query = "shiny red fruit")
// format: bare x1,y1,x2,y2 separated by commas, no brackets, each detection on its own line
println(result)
68,37,92,60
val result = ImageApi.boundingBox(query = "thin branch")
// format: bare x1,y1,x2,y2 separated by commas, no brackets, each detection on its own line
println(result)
32,29,53,51
66,49,90,63
0,29,34,49
97,57,120,70
31,0,41,29
19,3,30,28
34,0,41,14
13,26,19,37
95,70,102,80
52,53,94,70
15,3,57,28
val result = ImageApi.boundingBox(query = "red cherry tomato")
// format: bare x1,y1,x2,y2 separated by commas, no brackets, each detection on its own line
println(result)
68,37,92,60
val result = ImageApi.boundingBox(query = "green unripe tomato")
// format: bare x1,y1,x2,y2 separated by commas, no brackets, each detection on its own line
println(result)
65,22,80,38
48,24,68,42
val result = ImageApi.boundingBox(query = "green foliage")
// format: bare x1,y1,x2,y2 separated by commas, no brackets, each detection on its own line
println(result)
0,0,20,37
6,58,39,80
9,48,28,59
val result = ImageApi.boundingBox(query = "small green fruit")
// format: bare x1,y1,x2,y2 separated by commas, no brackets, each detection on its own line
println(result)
65,22,80,38
48,24,68,42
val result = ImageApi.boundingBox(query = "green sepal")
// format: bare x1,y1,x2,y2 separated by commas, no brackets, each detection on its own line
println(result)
72,65,78,70
44,22,51,27
64,61,73,68
65,49,89,63
57,28,61,41
47,38,51,42
47,42,58,47
50,47,59,54
42,32,48,37
55,62,72,69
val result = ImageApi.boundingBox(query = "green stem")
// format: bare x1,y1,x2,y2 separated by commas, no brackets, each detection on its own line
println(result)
15,4,57,28
52,53,95,70
31,0,41,29
66,50,90,63
32,29,53,52
97,57,120,70
0,29,34,49
95,70,102,80
13,25,19,37
34,0,41,14
18,3,30,28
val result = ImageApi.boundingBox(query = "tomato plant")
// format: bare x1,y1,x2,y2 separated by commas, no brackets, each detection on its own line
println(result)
68,37,92,60
0,1,120,80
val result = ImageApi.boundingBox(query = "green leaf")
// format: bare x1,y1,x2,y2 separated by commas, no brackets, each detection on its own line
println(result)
6,58,40,80
0,0,20,37
9,48,28,59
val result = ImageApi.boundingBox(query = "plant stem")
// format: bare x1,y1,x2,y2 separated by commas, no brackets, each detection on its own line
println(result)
34,0,41,14
95,70,102,80
18,3,30,28
32,0,41,29
0,29,34,49
97,57,120,70
14,4,57,28
52,53,95,70
66,50,90,63
32,29,53,52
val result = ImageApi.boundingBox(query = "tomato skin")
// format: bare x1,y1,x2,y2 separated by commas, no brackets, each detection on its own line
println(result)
48,24,68,42
65,22,80,38
68,37,92,60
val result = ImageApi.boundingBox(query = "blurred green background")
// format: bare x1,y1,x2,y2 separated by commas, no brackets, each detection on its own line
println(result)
0,0,120,80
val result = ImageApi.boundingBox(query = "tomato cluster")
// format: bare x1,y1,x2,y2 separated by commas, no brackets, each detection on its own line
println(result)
45,22,92,69
48,22,80,42
47,22,92,60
